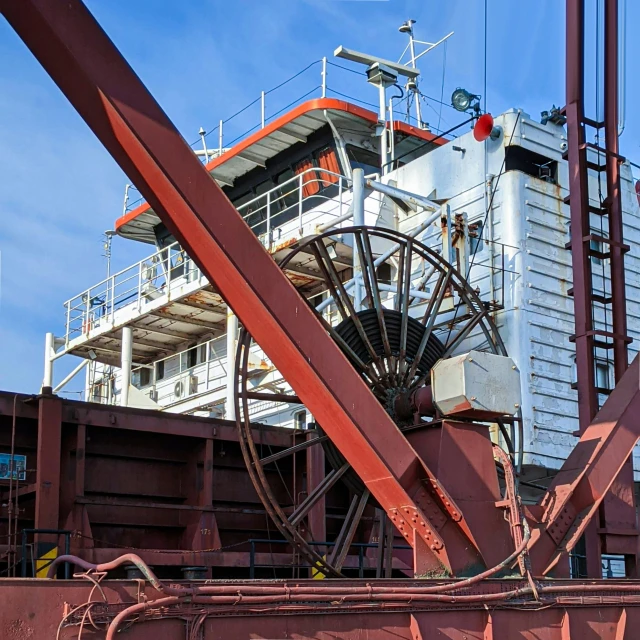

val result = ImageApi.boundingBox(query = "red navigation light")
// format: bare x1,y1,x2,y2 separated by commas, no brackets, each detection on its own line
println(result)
473,113,496,142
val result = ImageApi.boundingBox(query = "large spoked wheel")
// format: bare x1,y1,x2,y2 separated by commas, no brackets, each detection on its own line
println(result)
235,226,511,577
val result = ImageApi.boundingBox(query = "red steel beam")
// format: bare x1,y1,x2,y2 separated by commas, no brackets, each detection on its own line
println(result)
565,0,601,577
528,355,640,575
600,0,637,574
0,0,481,575
604,0,628,379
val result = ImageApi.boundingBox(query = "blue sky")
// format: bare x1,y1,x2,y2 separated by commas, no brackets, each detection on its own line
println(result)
0,0,638,395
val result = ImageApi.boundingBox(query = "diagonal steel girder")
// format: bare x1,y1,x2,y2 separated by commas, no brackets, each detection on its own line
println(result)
527,354,640,575
0,0,485,575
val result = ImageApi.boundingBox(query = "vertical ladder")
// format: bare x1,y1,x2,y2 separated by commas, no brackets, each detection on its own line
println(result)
564,0,636,578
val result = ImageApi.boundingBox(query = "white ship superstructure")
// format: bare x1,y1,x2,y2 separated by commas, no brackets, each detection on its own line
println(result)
43,36,640,495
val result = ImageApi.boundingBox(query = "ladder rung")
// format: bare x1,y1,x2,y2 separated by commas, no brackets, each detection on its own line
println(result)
581,116,606,129
565,236,630,258
580,142,626,162
584,234,630,253
571,382,612,395
566,288,613,304
569,329,633,348
562,197,609,216
586,160,607,172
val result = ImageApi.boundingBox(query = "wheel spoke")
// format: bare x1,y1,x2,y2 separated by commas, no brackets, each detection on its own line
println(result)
328,489,370,571
402,268,453,387
397,241,413,382
410,309,488,390
310,241,350,323
290,462,350,527
440,308,488,360
258,435,328,466
245,391,303,404
358,230,394,379
314,238,389,383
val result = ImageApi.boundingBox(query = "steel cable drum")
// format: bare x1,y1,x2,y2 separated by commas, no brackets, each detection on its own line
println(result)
335,308,445,378
325,308,445,496
234,226,508,577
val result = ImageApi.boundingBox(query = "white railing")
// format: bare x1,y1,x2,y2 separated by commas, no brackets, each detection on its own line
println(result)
120,55,460,214
65,168,376,345
89,334,289,418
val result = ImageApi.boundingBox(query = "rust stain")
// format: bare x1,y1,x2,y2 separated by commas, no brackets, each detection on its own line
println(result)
269,237,299,254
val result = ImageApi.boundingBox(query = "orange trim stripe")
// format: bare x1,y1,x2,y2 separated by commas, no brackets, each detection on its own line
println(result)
115,97,443,234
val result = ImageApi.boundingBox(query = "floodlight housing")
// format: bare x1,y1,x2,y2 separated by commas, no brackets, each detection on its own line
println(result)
451,88,476,112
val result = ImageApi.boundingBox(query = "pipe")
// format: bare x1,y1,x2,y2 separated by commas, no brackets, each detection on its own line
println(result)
618,0,626,136
53,360,89,394
120,326,133,407
365,178,439,212
352,168,365,311
53,546,640,638
316,207,353,233
377,84,389,175
107,596,180,640
42,332,54,391
225,310,238,421
194,148,217,158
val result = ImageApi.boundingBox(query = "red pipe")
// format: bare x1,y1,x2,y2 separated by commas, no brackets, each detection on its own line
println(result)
106,596,181,640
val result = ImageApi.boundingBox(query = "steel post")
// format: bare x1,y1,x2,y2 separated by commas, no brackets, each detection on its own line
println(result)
34,396,62,565
306,431,326,545
604,0,628,380
352,168,365,311
42,332,54,392
600,0,637,575
565,0,602,577
225,310,238,421
120,326,133,407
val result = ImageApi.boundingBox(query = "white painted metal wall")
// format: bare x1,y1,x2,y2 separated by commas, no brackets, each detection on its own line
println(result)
81,108,640,479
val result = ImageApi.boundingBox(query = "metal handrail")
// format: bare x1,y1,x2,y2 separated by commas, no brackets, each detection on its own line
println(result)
247,538,411,579
65,167,371,346
120,54,443,215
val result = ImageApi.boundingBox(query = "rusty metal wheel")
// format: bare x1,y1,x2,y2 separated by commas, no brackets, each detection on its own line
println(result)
235,226,512,577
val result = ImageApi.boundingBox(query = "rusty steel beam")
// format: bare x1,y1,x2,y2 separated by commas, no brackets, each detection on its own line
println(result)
0,0,481,575
565,0,602,577
566,0,599,434
564,0,636,577
528,355,640,575
34,396,62,560
599,0,637,574
604,0,628,379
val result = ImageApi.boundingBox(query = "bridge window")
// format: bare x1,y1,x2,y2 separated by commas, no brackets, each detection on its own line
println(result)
316,147,340,185
346,145,380,176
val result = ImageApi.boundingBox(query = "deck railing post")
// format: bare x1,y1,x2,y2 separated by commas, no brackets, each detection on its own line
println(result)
84,293,91,336
137,260,143,313
298,174,304,233
65,301,70,347
266,191,271,250
321,57,327,98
